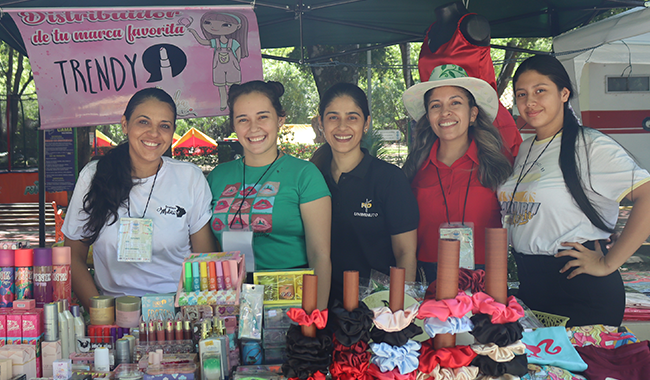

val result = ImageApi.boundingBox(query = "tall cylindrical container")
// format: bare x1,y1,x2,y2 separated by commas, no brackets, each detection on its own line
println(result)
52,247,72,305
14,248,33,300
0,250,15,307
33,248,53,308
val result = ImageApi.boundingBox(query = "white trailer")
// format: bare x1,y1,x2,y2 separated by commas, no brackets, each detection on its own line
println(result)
551,7,650,169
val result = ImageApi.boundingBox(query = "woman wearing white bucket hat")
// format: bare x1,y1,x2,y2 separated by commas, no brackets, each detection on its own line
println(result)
402,64,517,282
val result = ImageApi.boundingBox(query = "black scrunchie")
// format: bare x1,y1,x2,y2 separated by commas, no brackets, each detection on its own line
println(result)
369,323,423,347
282,325,333,379
331,300,374,346
470,314,523,346
471,354,528,377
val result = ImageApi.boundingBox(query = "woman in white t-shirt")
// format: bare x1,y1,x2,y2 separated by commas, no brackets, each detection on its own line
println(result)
63,88,217,311
499,55,650,326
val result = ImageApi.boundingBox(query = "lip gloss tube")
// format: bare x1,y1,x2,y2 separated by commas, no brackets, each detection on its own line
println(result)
208,262,217,291
139,320,147,345
148,321,156,343
156,320,164,342
175,320,183,341
165,320,173,341
183,320,191,340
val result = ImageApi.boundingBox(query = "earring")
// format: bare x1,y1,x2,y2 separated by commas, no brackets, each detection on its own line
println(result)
319,127,323,132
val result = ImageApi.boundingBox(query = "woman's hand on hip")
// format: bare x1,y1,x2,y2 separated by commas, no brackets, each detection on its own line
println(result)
556,242,613,279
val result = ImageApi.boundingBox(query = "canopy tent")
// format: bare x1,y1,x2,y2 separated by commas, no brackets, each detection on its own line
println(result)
92,130,117,148
0,0,644,60
172,127,218,150
173,132,181,145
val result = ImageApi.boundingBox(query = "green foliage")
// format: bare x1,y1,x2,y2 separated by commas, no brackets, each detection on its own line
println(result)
263,48,319,124
361,129,387,160
280,142,320,160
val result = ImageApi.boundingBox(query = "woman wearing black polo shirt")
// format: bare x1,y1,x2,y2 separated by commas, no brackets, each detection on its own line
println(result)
311,83,419,306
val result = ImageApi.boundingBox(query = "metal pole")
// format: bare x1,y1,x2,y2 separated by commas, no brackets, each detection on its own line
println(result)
38,127,45,247
367,48,372,131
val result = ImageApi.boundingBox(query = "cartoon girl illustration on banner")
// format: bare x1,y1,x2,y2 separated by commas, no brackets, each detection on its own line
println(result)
186,11,249,111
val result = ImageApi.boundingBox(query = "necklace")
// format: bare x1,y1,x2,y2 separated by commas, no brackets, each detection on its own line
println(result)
505,129,562,218
127,160,161,218
436,162,474,225
230,150,280,228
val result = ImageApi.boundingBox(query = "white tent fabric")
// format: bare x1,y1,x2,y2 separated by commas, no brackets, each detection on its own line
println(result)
553,7,650,98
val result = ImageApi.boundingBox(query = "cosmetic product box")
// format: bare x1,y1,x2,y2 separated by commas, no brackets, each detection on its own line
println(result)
0,344,37,380
0,358,11,380
263,304,299,329
261,346,287,365
12,300,35,310
253,269,314,304
42,340,62,377
261,329,287,348
141,295,175,323
175,252,244,308
53,358,72,380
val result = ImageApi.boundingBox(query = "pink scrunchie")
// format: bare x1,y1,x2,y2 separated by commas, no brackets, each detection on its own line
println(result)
416,365,479,380
287,308,329,329
372,303,420,332
417,292,473,321
471,293,524,324
367,363,416,380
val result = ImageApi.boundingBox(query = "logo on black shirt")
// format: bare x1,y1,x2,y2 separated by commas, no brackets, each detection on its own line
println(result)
157,205,186,218
354,198,378,218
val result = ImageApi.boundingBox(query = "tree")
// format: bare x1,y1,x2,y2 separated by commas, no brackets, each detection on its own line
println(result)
0,42,36,169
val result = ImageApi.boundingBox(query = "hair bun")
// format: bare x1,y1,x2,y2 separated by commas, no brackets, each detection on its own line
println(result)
267,81,285,97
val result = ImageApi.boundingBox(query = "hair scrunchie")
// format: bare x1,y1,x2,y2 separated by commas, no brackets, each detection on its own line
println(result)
425,268,486,301
367,363,416,380
370,340,421,374
330,340,371,380
417,292,473,321
470,341,526,362
418,340,477,373
416,364,479,380
331,300,374,346
370,323,423,347
287,308,329,329
282,325,332,379
474,375,520,380
470,354,528,377
470,314,523,347
372,303,420,332
423,316,474,338
470,293,524,324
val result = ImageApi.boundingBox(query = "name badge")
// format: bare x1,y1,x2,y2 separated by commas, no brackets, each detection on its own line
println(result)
117,217,153,262
439,222,474,269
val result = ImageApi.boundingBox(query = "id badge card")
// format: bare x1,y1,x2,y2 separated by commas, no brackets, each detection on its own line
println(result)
501,211,514,246
222,225,255,273
439,222,474,269
117,217,153,262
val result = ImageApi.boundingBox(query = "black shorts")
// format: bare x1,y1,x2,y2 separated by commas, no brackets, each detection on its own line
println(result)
513,240,625,327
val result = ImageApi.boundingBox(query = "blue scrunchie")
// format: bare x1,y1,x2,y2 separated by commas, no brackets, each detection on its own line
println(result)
370,340,421,374
423,316,474,338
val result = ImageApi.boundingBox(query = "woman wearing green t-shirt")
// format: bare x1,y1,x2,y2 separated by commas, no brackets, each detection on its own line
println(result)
207,80,332,309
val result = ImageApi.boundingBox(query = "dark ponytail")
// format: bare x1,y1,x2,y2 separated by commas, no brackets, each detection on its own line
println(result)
81,87,177,244
514,55,615,233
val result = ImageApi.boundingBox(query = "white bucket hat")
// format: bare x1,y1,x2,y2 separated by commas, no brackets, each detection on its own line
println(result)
402,64,499,122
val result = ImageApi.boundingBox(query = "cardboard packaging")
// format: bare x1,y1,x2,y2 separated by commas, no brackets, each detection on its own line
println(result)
0,358,11,380
53,358,72,380
42,340,62,377
141,294,175,322
0,344,37,380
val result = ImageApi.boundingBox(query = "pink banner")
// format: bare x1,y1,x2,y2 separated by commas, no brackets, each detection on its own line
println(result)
7,7,263,129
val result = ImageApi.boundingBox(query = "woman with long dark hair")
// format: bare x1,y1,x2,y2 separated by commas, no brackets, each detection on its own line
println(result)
500,55,650,326
402,64,515,282
310,83,419,306
207,81,332,309
63,88,217,310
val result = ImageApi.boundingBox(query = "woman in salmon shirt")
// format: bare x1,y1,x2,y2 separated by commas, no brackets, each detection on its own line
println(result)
402,64,518,282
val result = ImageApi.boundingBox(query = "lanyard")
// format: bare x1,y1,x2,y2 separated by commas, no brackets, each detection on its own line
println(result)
127,161,161,218
231,150,280,228
436,162,474,225
506,129,562,216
